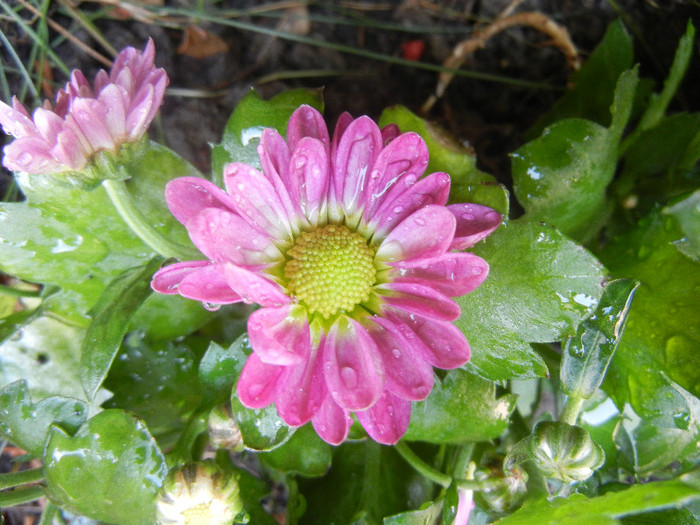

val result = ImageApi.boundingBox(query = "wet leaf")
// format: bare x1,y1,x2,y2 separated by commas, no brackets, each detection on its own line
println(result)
81,258,164,400
529,19,634,134
600,209,700,413
457,220,606,381
384,500,443,525
0,380,87,457
495,473,700,525
103,334,204,441
513,69,637,241
198,335,248,409
260,423,332,477
211,88,325,181
664,189,700,261
44,409,168,525
0,142,204,327
299,441,426,525
0,316,109,405
404,368,516,443
560,279,639,399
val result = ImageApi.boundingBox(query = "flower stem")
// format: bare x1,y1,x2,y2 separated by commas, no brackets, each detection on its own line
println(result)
0,485,45,507
395,441,452,488
560,394,585,426
102,179,199,260
38,502,60,525
0,467,45,490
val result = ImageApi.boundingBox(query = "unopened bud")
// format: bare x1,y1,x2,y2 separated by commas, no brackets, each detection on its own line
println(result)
208,406,244,451
529,421,605,482
474,458,527,513
156,461,244,525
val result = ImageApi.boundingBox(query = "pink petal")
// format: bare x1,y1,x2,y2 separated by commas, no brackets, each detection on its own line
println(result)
331,112,353,157
221,263,291,307
377,281,461,321
356,391,411,445
362,132,429,218
367,317,434,401
247,305,310,365
275,346,326,426
386,308,471,369
371,171,451,239
3,137,58,173
187,207,280,267
390,252,490,297
125,84,156,138
0,99,38,138
165,177,236,226
70,98,115,150
332,115,382,216
376,205,455,262
258,128,296,221
52,127,90,170
98,84,128,140
381,123,400,144
312,395,353,446
287,137,330,226
179,264,242,304
287,105,330,152
322,316,385,411
448,203,502,249
151,260,242,304
32,107,65,144
223,163,294,241
236,354,283,409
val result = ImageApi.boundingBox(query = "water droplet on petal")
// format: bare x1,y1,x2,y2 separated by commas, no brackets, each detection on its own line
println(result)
392,205,404,214
414,217,426,226
247,383,264,400
391,349,401,359
203,302,221,311
340,366,358,389
461,213,475,221
17,151,33,166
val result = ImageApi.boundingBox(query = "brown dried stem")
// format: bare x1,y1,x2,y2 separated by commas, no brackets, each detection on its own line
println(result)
422,11,580,113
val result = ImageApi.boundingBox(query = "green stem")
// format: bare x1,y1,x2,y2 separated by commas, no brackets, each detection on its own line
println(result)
0,485,45,507
102,179,200,260
560,395,586,426
0,467,45,490
395,441,452,488
452,443,475,479
0,283,42,298
38,502,60,525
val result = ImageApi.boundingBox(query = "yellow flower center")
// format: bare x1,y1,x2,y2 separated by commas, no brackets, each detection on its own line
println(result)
284,225,376,319
182,502,212,525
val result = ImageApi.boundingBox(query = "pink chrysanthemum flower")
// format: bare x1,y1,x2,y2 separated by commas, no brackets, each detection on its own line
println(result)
0,40,167,175
152,105,501,445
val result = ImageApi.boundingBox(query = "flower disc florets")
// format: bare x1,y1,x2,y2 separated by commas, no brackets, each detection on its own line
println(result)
0,39,167,178
284,225,377,319
152,104,502,445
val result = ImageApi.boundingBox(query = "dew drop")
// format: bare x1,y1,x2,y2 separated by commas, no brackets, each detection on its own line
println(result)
391,348,401,359
17,151,33,166
393,205,404,214
203,302,221,311
247,383,264,399
340,366,358,389
414,217,426,226
461,213,475,221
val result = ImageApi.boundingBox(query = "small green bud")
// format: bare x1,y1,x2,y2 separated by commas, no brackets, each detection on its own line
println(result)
474,458,528,513
156,461,244,525
208,406,244,451
529,421,605,482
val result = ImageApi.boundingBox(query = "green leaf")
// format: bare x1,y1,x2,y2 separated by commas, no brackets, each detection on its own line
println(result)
103,334,204,442
198,336,248,410
635,21,696,134
404,368,516,443
457,220,606,381
513,69,637,241
384,500,443,525
0,380,87,457
80,258,164,400
377,105,507,213
0,316,108,405
0,142,203,326
560,279,639,399
529,19,634,134
621,507,699,525
44,409,168,525
260,423,332,477
495,473,700,525
211,88,325,180
299,440,428,525
664,189,700,261
600,209,700,412
612,375,700,474
237,468,278,525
